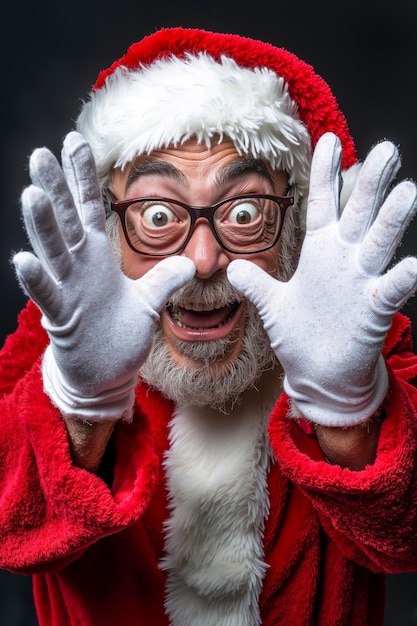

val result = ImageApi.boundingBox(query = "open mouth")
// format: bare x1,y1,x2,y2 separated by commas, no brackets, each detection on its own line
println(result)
163,300,244,340
169,301,240,329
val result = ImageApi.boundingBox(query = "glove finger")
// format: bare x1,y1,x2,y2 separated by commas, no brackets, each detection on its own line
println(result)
359,180,417,275
340,141,401,243
306,132,342,232
21,186,71,282
371,256,417,314
61,131,106,232
227,259,282,315
13,251,62,318
134,257,196,312
29,146,85,250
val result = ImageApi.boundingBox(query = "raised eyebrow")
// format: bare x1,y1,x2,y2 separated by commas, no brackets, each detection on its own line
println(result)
124,159,186,193
123,156,275,194
214,157,276,190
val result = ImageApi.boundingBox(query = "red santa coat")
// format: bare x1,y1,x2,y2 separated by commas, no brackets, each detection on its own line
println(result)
0,299,417,625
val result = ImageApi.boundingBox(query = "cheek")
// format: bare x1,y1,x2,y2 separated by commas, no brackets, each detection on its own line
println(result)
120,236,161,279
242,245,281,277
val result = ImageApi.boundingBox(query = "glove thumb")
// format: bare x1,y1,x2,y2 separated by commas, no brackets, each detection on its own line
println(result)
227,259,282,316
135,256,196,312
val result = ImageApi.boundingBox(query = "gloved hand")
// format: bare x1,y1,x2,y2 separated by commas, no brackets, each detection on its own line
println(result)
227,132,417,427
13,132,195,421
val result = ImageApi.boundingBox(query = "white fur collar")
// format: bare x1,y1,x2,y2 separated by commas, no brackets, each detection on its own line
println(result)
160,368,282,625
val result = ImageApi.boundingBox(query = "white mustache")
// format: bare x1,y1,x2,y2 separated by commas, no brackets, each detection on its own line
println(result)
168,275,242,310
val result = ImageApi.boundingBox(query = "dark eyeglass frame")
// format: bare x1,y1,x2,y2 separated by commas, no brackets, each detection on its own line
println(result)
110,193,294,256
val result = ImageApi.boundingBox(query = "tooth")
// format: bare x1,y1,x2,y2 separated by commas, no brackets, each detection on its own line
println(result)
179,303,225,312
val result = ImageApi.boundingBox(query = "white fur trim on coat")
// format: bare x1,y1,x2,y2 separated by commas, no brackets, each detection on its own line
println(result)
160,367,282,625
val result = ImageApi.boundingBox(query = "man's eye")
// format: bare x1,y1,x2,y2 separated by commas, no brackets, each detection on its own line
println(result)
142,204,176,227
228,202,260,225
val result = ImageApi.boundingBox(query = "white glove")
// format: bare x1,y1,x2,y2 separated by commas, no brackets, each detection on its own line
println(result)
227,132,417,427
13,132,195,422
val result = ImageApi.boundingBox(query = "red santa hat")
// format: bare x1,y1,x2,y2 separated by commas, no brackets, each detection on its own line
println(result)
76,27,358,199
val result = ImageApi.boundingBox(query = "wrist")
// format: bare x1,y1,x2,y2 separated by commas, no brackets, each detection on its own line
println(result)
64,418,115,472
314,411,383,470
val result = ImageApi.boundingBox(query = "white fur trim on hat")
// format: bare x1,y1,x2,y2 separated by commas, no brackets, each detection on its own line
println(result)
76,53,312,192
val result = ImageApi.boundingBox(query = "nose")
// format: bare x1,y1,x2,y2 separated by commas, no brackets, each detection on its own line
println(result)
182,219,230,279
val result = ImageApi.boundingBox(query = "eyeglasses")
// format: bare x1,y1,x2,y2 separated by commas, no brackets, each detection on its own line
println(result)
110,193,294,256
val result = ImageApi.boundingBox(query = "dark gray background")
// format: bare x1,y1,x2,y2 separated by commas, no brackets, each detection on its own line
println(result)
1,0,416,624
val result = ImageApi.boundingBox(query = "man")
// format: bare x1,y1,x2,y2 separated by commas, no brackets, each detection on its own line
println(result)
1,26,417,626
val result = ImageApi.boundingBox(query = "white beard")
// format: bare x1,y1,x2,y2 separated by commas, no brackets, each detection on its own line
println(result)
140,285,278,411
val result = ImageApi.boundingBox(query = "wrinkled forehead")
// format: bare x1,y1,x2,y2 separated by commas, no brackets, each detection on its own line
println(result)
110,136,289,201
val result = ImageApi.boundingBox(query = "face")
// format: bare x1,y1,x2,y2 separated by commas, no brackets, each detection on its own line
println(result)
110,138,289,407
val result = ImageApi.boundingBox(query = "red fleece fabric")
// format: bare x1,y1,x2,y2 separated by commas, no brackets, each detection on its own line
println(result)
1,299,417,625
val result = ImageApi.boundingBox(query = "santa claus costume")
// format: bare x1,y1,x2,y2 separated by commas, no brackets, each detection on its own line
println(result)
1,27,417,626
